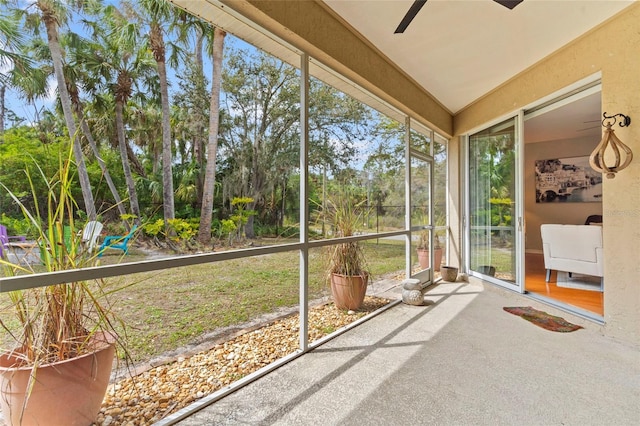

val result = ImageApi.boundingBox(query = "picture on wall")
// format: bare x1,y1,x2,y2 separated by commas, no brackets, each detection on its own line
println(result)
535,155,602,203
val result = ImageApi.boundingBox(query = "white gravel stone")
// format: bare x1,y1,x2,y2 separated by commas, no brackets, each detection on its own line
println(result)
97,296,390,425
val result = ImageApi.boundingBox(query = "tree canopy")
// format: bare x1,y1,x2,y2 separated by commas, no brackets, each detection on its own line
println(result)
0,0,444,246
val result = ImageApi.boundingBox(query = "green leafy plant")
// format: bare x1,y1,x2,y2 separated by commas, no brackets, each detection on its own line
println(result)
143,218,196,242
143,218,166,238
0,214,33,239
218,219,237,246
230,197,256,242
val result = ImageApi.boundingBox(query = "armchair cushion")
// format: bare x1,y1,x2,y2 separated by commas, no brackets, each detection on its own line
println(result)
541,224,604,283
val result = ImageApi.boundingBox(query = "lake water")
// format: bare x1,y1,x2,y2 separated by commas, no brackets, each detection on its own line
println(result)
558,183,603,202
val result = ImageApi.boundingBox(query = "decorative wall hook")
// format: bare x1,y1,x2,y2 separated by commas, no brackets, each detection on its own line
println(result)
589,112,633,179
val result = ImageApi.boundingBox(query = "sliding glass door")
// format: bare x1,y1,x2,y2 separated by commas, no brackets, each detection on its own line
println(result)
467,116,523,291
410,152,435,283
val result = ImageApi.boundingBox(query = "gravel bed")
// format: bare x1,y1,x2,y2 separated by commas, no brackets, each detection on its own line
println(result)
95,296,392,425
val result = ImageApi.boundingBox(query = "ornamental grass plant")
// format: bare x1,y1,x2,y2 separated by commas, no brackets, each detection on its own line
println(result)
322,189,370,279
0,147,127,368
417,230,440,251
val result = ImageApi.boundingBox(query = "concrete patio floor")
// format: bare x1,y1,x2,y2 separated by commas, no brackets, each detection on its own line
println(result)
170,280,640,425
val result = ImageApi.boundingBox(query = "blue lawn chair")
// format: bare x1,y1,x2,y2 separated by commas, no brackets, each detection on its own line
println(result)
98,225,138,257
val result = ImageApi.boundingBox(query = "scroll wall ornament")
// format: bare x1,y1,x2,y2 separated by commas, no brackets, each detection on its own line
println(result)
589,112,633,179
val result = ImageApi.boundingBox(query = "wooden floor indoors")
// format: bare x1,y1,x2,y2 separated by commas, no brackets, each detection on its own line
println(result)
525,253,603,316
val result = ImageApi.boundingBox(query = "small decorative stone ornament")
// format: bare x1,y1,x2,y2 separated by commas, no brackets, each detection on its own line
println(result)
401,278,429,306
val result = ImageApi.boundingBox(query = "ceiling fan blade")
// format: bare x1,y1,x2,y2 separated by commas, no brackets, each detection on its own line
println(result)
395,0,427,34
493,0,525,10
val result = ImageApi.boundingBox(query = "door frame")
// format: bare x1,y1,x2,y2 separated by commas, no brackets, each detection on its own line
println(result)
463,112,525,293
409,150,436,283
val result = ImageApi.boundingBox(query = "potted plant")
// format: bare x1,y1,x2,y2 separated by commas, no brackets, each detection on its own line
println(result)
416,231,442,272
323,190,370,311
0,150,126,425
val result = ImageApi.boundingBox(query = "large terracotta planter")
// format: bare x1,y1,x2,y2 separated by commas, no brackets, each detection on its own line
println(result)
417,248,442,272
330,273,369,310
0,336,115,426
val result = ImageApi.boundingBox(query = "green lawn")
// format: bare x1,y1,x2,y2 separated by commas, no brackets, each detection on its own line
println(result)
0,240,406,363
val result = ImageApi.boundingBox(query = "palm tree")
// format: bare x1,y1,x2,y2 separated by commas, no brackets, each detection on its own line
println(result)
130,0,177,230
128,101,162,175
87,3,157,224
51,31,128,218
70,86,128,219
0,4,24,135
198,27,226,244
35,0,97,219
172,15,211,208
172,11,216,208
0,2,48,135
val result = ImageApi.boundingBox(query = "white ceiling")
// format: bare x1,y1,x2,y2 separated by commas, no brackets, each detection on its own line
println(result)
524,90,601,143
322,0,633,114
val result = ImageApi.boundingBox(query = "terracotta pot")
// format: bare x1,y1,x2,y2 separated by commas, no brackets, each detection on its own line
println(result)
441,265,459,282
330,272,369,310
416,248,442,272
0,336,115,426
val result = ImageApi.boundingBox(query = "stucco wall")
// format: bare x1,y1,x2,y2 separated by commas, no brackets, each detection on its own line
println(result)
453,4,640,346
525,136,602,252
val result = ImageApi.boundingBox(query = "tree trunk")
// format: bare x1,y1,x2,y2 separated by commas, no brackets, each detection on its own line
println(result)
245,213,256,239
40,2,96,220
194,27,205,208
158,59,175,225
72,96,127,218
280,179,287,228
127,142,146,177
198,28,226,244
115,100,141,225
150,23,175,230
245,147,264,239
0,85,5,136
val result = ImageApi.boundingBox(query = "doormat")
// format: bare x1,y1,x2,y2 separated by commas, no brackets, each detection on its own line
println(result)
503,306,583,332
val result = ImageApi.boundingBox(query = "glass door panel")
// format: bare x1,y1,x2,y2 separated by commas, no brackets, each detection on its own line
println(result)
468,117,519,288
410,154,436,282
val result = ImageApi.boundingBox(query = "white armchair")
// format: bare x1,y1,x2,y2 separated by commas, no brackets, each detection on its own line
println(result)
540,224,603,289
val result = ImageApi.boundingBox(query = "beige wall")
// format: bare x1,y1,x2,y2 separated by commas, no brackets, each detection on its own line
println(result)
525,136,602,252
453,5,640,346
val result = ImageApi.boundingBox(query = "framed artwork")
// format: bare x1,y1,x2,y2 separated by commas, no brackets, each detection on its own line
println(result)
535,155,602,203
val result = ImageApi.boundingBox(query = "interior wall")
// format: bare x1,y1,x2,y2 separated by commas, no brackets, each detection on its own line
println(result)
524,136,602,252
